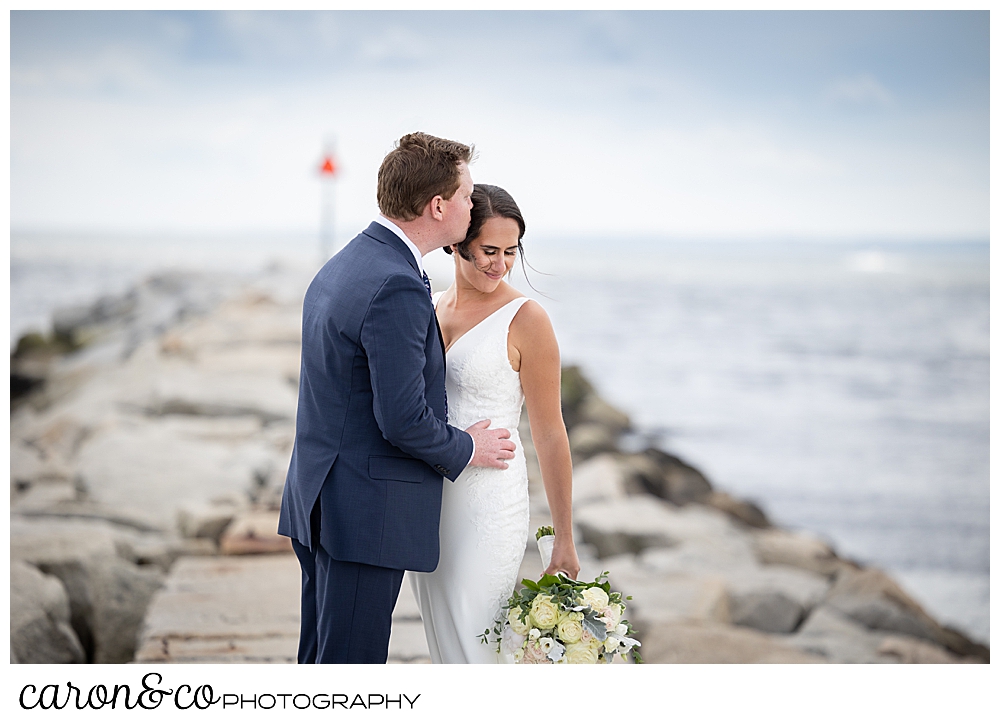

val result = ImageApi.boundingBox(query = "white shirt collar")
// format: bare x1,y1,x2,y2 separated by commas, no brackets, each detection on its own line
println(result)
374,215,423,274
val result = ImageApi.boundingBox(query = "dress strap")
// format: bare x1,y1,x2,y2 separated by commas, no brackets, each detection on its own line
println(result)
496,296,532,331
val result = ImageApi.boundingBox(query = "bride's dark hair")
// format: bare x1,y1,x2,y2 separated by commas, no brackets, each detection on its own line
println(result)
444,184,532,282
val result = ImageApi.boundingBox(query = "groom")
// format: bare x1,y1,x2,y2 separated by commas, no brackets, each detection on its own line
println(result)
278,132,516,664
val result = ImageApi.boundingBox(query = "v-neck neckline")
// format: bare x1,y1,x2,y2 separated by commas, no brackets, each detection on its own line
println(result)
439,297,525,354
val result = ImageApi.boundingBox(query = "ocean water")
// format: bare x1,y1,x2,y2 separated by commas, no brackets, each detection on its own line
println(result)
515,238,989,645
10,233,990,645
10,231,320,347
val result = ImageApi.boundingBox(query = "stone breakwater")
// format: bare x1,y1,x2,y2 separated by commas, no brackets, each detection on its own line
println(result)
10,268,989,664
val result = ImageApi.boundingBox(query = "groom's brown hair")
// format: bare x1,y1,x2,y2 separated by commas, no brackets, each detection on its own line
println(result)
377,132,475,222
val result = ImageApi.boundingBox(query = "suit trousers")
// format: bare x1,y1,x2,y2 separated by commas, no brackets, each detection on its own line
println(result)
292,538,405,664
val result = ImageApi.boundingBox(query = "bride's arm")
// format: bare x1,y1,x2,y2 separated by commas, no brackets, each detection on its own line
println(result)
510,300,580,579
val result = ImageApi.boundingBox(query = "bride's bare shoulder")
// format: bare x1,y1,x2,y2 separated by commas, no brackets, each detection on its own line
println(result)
510,298,555,341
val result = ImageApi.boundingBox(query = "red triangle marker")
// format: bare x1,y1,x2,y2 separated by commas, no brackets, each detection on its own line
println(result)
319,156,337,176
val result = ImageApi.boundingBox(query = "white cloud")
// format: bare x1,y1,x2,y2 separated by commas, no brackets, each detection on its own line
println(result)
822,73,894,108
357,25,430,65
9,16,986,241
11,46,163,94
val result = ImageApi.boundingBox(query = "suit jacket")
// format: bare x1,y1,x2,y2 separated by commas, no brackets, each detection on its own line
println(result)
277,222,474,571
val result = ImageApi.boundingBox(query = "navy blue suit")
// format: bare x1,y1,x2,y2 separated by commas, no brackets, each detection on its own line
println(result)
278,222,473,663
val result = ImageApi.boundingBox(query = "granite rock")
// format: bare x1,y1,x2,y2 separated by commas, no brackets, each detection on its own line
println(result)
751,528,852,578
730,590,804,634
640,621,827,664
10,559,87,664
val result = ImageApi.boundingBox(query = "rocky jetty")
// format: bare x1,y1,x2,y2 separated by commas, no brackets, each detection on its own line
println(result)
533,367,989,664
10,266,305,663
10,268,989,664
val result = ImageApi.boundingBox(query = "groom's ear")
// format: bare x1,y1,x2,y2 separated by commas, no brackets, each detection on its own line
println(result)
427,195,446,221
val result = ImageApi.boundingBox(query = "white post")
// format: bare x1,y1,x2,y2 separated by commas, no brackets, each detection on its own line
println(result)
318,139,338,265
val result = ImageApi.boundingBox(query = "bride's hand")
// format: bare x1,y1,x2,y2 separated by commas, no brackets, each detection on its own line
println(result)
543,536,580,580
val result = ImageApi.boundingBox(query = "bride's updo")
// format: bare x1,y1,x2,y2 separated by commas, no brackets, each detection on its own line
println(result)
445,184,526,266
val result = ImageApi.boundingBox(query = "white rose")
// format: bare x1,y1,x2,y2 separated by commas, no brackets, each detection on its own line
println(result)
564,642,599,664
556,613,584,644
529,595,560,630
508,607,530,636
580,586,610,612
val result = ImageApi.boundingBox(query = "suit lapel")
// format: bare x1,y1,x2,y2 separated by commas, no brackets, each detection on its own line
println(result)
431,298,447,359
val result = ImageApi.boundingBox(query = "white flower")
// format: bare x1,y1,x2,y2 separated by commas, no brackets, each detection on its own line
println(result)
521,641,552,664
501,626,526,657
547,641,566,663
580,587,610,612
528,628,541,640
564,641,599,664
619,635,641,650
529,595,560,630
600,604,622,630
538,636,554,653
507,607,530,636
556,612,584,644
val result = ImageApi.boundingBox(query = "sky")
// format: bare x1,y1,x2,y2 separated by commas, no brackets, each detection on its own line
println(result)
9,10,990,241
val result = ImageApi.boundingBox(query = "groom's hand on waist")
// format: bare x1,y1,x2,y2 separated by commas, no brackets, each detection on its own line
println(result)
465,419,516,470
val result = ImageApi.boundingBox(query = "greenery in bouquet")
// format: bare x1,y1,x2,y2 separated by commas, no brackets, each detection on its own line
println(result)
535,525,555,539
481,569,643,664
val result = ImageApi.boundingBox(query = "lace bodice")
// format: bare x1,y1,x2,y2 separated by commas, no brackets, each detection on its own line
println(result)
441,295,529,434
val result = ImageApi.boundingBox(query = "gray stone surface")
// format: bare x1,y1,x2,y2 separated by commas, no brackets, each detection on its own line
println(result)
600,553,730,626
785,604,895,664
218,509,292,555
705,490,770,529
640,621,827,664
10,559,86,664
876,635,973,664
631,448,714,504
571,453,631,506
577,394,631,432
568,422,620,460
73,424,268,531
827,593,939,643
11,516,166,663
751,528,851,578
730,590,804,634
132,554,430,664
721,564,831,611
574,498,682,558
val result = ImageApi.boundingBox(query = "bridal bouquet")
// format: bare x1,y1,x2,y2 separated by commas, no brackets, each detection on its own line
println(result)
481,527,642,664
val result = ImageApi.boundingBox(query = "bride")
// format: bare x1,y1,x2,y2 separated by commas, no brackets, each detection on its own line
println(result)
410,184,580,664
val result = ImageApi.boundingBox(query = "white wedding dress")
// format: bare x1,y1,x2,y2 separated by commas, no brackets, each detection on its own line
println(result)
410,295,531,664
